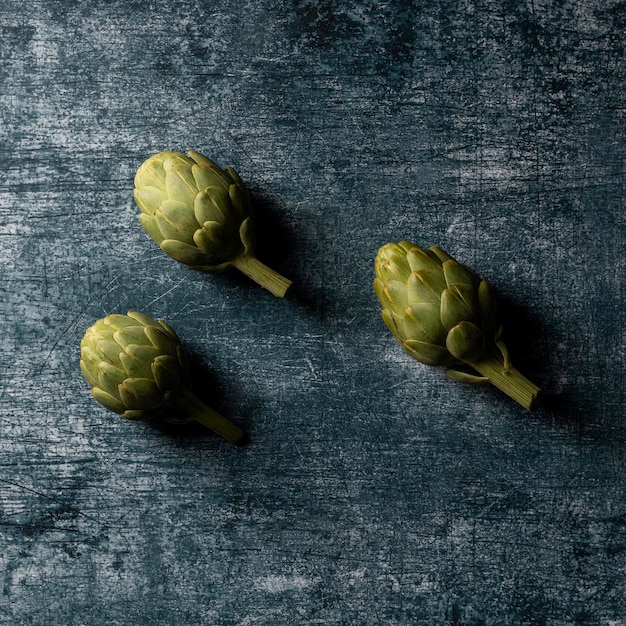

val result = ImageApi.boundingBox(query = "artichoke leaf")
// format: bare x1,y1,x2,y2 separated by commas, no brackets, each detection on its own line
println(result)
448,282,478,313
428,246,454,264
139,214,165,244
118,378,162,410
204,185,233,223
403,303,447,344
375,244,412,277
445,321,485,362
152,355,181,392
385,242,413,262
92,386,127,414
79,359,99,389
123,343,160,367
373,277,393,311
191,163,230,191
381,308,404,342
144,325,178,356
376,259,411,284
162,152,194,171
105,314,142,331
229,183,251,220
238,217,255,252
96,361,127,397
95,340,123,367
188,150,223,170
397,241,416,254
442,259,477,290
122,409,150,421
194,190,222,225
134,187,168,216
440,288,477,330
113,325,149,349
155,200,201,245
224,166,245,188
383,279,409,311
80,343,104,367
496,338,511,371
193,221,227,255
406,271,444,304
403,339,452,366
494,324,511,371
85,324,114,342
134,161,167,191
193,186,231,224
406,247,442,273
160,239,206,266
165,164,198,206
157,319,180,341
119,347,156,380
127,311,159,327
445,368,489,384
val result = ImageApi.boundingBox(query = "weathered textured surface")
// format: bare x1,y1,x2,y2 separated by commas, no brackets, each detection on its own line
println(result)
1,0,624,623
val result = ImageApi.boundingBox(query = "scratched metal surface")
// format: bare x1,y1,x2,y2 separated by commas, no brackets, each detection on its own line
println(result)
1,0,624,624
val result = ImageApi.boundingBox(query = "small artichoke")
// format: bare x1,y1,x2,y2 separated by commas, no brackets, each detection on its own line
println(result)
374,241,542,410
134,150,292,297
80,311,246,444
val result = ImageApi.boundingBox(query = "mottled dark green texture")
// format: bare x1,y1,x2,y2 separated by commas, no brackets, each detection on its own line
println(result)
0,0,624,624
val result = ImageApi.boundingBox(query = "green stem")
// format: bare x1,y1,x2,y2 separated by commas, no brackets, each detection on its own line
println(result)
233,255,292,298
467,352,542,411
173,388,246,445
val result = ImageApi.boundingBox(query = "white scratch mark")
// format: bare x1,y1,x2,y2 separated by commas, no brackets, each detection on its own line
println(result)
254,574,317,594
144,278,187,308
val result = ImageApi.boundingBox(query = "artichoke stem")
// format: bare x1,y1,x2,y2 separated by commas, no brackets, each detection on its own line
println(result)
466,352,542,411
233,255,292,298
174,388,247,445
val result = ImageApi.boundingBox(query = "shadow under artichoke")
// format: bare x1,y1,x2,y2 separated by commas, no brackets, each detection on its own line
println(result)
149,347,251,445
250,188,330,313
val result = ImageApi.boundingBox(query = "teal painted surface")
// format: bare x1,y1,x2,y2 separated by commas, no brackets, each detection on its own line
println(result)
0,0,624,623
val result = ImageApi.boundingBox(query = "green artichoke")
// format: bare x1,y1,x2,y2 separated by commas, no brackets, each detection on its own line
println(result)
374,241,542,411
80,311,246,444
134,150,292,298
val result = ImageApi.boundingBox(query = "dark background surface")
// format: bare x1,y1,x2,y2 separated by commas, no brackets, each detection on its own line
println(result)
1,0,624,624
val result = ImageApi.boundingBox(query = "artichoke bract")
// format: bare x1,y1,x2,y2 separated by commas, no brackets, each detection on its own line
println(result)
374,242,542,411
80,311,246,444
134,150,292,298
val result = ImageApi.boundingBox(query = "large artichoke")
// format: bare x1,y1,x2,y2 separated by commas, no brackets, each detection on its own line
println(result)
80,311,246,444
134,150,292,298
374,241,542,410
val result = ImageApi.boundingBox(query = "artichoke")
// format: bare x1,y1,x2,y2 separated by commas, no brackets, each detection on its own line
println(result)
134,150,292,298
80,311,246,444
374,242,542,411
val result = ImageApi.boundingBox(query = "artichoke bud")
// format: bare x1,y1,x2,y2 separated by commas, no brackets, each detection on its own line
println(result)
80,311,186,420
134,150,292,297
374,241,542,411
80,312,246,444
134,151,248,268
